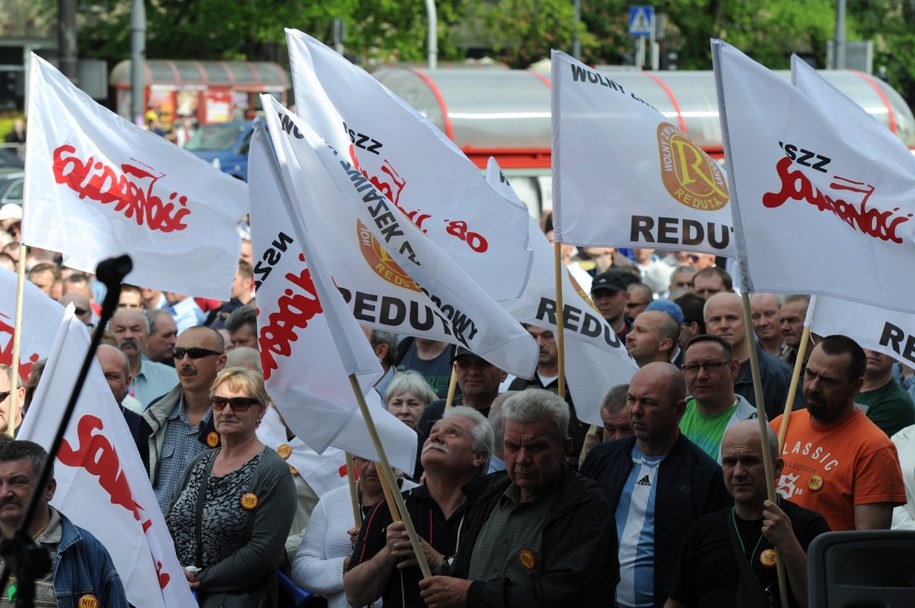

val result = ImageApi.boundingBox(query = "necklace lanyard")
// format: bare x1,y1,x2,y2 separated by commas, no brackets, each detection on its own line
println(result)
731,507,765,564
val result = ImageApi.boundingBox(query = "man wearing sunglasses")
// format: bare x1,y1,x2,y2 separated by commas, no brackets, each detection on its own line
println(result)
679,335,758,464
137,326,227,514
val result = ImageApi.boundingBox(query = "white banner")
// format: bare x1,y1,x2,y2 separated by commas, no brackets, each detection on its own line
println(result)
551,50,734,254
286,29,534,304
248,124,417,474
810,296,915,369
712,40,915,313
0,268,64,382
486,158,637,425
262,97,538,380
19,308,195,608
23,54,245,300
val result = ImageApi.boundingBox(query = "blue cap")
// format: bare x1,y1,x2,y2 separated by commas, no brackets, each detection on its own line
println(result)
645,300,685,326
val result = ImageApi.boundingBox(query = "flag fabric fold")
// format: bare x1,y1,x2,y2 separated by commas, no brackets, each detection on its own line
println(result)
485,158,637,426
248,123,417,474
551,50,734,255
809,296,915,368
23,54,245,300
712,39,915,313
260,96,539,380
18,308,195,608
0,268,64,382
285,29,534,304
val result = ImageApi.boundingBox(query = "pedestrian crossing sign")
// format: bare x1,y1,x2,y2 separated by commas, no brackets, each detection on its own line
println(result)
628,5,654,38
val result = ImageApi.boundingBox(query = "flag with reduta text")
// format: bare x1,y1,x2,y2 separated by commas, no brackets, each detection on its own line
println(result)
486,157,637,426
551,50,734,255
712,39,915,313
0,268,64,382
18,307,195,608
247,122,417,474
260,95,538,380
22,54,246,300
285,29,534,304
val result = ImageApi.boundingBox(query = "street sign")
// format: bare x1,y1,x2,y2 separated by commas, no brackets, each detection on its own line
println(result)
628,5,654,38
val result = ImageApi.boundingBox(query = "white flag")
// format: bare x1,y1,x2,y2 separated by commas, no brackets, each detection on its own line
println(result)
0,268,64,382
256,407,347,498
261,96,538,380
809,296,915,369
486,158,637,425
285,29,534,303
248,124,417,474
23,54,246,300
712,40,915,312
19,309,195,608
551,50,734,254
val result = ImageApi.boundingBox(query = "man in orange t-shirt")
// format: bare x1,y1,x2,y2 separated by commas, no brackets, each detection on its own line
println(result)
771,335,905,531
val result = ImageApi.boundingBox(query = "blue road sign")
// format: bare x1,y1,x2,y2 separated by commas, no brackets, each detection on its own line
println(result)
628,5,654,38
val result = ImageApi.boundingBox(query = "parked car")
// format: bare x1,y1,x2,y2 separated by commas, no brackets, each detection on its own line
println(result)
184,121,253,181
0,171,22,206
0,148,24,176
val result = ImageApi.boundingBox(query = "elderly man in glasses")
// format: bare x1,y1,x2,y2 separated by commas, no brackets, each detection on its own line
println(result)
137,326,227,513
678,335,758,464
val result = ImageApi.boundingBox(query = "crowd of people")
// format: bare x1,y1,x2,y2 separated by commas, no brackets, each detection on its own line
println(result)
0,215,911,607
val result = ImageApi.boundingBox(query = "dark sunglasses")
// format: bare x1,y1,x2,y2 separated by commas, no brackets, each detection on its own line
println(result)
0,391,9,402
211,396,261,411
173,347,221,360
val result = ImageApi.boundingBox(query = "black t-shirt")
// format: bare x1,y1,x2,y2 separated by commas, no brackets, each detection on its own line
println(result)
667,500,829,608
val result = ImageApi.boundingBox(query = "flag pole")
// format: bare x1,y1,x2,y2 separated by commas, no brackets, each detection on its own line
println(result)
777,296,816,454
443,363,458,412
347,373,431,578
345,452,361,528
7,243,28,437
740,292,790,608
553,241,566,399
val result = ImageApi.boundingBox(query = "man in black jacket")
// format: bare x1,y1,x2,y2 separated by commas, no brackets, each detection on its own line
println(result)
581,362,732,608
419,389,617,607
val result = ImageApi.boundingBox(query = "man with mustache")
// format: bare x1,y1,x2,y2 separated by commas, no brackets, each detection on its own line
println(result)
0,440,128,606
345,406,493,608
772,335,906,531
137,326,227,514
108,309,177,408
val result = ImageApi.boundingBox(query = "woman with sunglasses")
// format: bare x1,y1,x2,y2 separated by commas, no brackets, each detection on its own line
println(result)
167,367,296,608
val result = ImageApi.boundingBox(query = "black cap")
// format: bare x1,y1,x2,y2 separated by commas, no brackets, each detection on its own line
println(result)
591,270,632,294
451,346,489,365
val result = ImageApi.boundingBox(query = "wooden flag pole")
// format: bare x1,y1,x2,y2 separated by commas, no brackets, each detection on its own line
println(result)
345,452,361,528
347,374,431,578
777,325,811,454
443,363,458,412
7,244,28,437
553,242,566,399
739,292,790,608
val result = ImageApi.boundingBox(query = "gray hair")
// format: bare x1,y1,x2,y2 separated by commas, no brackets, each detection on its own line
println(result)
441,405,494,473
226,346,263,372
488,391,519,456
384,370,436,406
501,389,569,444
600,384,629,415
368,330,399,367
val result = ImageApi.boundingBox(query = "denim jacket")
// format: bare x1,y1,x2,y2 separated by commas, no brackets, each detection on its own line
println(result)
51,509,129,608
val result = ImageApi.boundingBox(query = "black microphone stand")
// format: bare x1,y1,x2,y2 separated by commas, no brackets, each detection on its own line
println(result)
0,255,132,607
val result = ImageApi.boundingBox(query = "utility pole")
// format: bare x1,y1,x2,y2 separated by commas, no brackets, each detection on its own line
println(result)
425,0,437,69
131,0,146,125
58,0,78,82
833,0,846,69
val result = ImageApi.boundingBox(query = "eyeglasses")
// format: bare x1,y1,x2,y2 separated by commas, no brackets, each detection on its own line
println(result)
74,308,89,316
0,391,9,402
682,360,731,374
211,396,261,411
173,347,222,360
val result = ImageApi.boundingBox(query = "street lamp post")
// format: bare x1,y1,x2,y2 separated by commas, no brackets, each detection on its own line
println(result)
130,0,146,125
425,0,437,69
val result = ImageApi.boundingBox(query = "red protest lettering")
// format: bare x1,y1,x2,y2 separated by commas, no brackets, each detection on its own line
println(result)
762,156,912,244
0,315,40,382
52,144,191,233
57,415,147,526
258,255,323,380
155,560,171,589
444,220,489,253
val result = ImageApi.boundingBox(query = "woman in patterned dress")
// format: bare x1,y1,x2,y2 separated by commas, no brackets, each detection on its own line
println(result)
167,367,297,608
